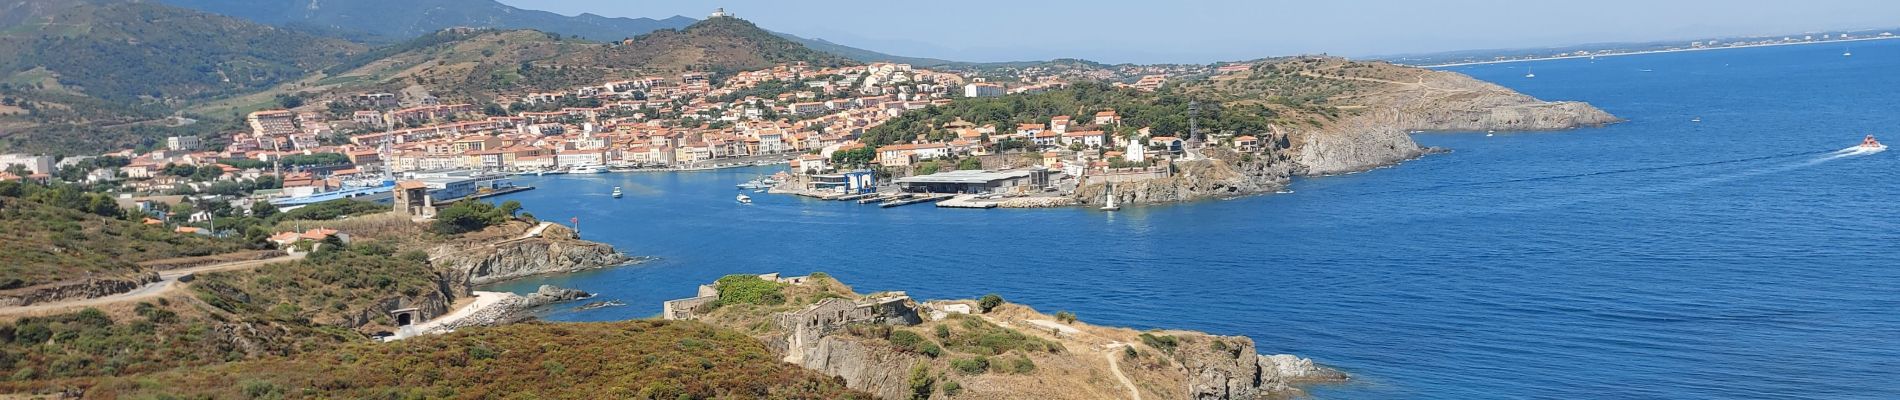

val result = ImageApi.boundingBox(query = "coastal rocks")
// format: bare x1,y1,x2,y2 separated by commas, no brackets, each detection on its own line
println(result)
1289,112,1426,176
1177,335,1347,399
1259,354,1349,385
435,224,633,286
0,272,159,307
522,285,591,307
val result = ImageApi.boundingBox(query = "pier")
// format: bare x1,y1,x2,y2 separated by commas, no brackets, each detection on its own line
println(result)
936,195,999,209
879,194,953,208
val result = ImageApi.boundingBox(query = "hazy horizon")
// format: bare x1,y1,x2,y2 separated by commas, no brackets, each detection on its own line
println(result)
498,0,1900,64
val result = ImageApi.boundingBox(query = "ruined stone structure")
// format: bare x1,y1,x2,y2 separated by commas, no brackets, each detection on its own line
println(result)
775,294,922,364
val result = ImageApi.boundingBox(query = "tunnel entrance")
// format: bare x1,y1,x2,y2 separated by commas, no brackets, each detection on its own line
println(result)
392,308,419,327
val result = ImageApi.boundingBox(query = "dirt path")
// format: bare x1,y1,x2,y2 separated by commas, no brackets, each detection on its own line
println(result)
520,221,553,239
1104,343,1143,400
0,253,304,318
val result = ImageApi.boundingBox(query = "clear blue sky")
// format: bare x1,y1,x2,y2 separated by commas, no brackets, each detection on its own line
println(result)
500,0,1900,64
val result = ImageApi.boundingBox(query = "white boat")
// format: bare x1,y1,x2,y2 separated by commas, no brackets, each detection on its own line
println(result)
1691,117,1702,123
736,194,753,204
1524,67,1535,79
571,165,607,174
611,186,623,198
1860,135,1885,151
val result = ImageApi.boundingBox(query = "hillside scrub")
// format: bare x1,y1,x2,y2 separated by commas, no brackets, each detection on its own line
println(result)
77,320,871,399
429,200,523,235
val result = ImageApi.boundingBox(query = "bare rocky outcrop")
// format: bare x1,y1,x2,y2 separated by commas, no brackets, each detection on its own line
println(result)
1288,112,1427,176
432,224,634,287
1176,335,1348,399
791,336,925,400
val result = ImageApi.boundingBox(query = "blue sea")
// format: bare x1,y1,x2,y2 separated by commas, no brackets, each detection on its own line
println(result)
487,40,1900,399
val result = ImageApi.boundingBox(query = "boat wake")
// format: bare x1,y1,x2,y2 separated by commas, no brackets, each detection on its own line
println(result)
1356,148,1835,196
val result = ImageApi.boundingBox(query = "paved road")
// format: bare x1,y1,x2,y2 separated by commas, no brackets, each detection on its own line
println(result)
0,253,304,318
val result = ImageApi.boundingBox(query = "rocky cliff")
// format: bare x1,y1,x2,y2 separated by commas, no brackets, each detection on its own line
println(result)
1175,334,1349,399
1288,112,1427,176
432,224,634,287
789,336,924,400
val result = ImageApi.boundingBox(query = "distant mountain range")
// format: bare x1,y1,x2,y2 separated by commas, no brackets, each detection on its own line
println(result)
154,0,697,43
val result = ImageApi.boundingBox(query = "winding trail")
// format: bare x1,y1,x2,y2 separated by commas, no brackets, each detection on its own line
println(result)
1104,342,1143,400
0,253,304,318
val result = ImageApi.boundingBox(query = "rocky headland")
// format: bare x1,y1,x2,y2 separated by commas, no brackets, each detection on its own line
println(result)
1076,57,1619,206
667,273,1345,399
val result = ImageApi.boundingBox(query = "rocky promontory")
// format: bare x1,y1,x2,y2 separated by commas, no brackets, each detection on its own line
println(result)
667,273,1345,399
1075,57,1618,205
433,223,635,286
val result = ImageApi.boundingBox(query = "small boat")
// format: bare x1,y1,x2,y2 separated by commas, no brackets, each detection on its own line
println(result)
1691,117,1702,123
1860,135,1886,150
1524,67,1535,79
611,186,622,198
736,194,753,204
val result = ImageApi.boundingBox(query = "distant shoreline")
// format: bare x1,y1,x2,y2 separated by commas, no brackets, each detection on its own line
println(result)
1414,36,1900,68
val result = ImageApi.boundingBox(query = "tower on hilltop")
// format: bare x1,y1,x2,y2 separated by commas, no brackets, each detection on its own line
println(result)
709,8,733,19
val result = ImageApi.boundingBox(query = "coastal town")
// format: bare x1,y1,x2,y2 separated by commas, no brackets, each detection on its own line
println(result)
0,11,1265,219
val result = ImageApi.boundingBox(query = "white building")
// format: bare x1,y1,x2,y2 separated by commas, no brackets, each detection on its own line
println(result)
0,153,55,175
167,136,202,151
963,83,1004,98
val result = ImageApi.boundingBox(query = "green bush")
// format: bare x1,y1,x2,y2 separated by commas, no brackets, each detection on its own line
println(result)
272,199,384,223
950,356,989,375
915,161,941,175
712,275,786,307
1140,333,1180,354
1005,356,1036,374
978,294,1004,313
429,200,522,235
888,330,942,358
906,364,934,400
1055,311,1076,324
941,379,962,396
934,324,951,339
